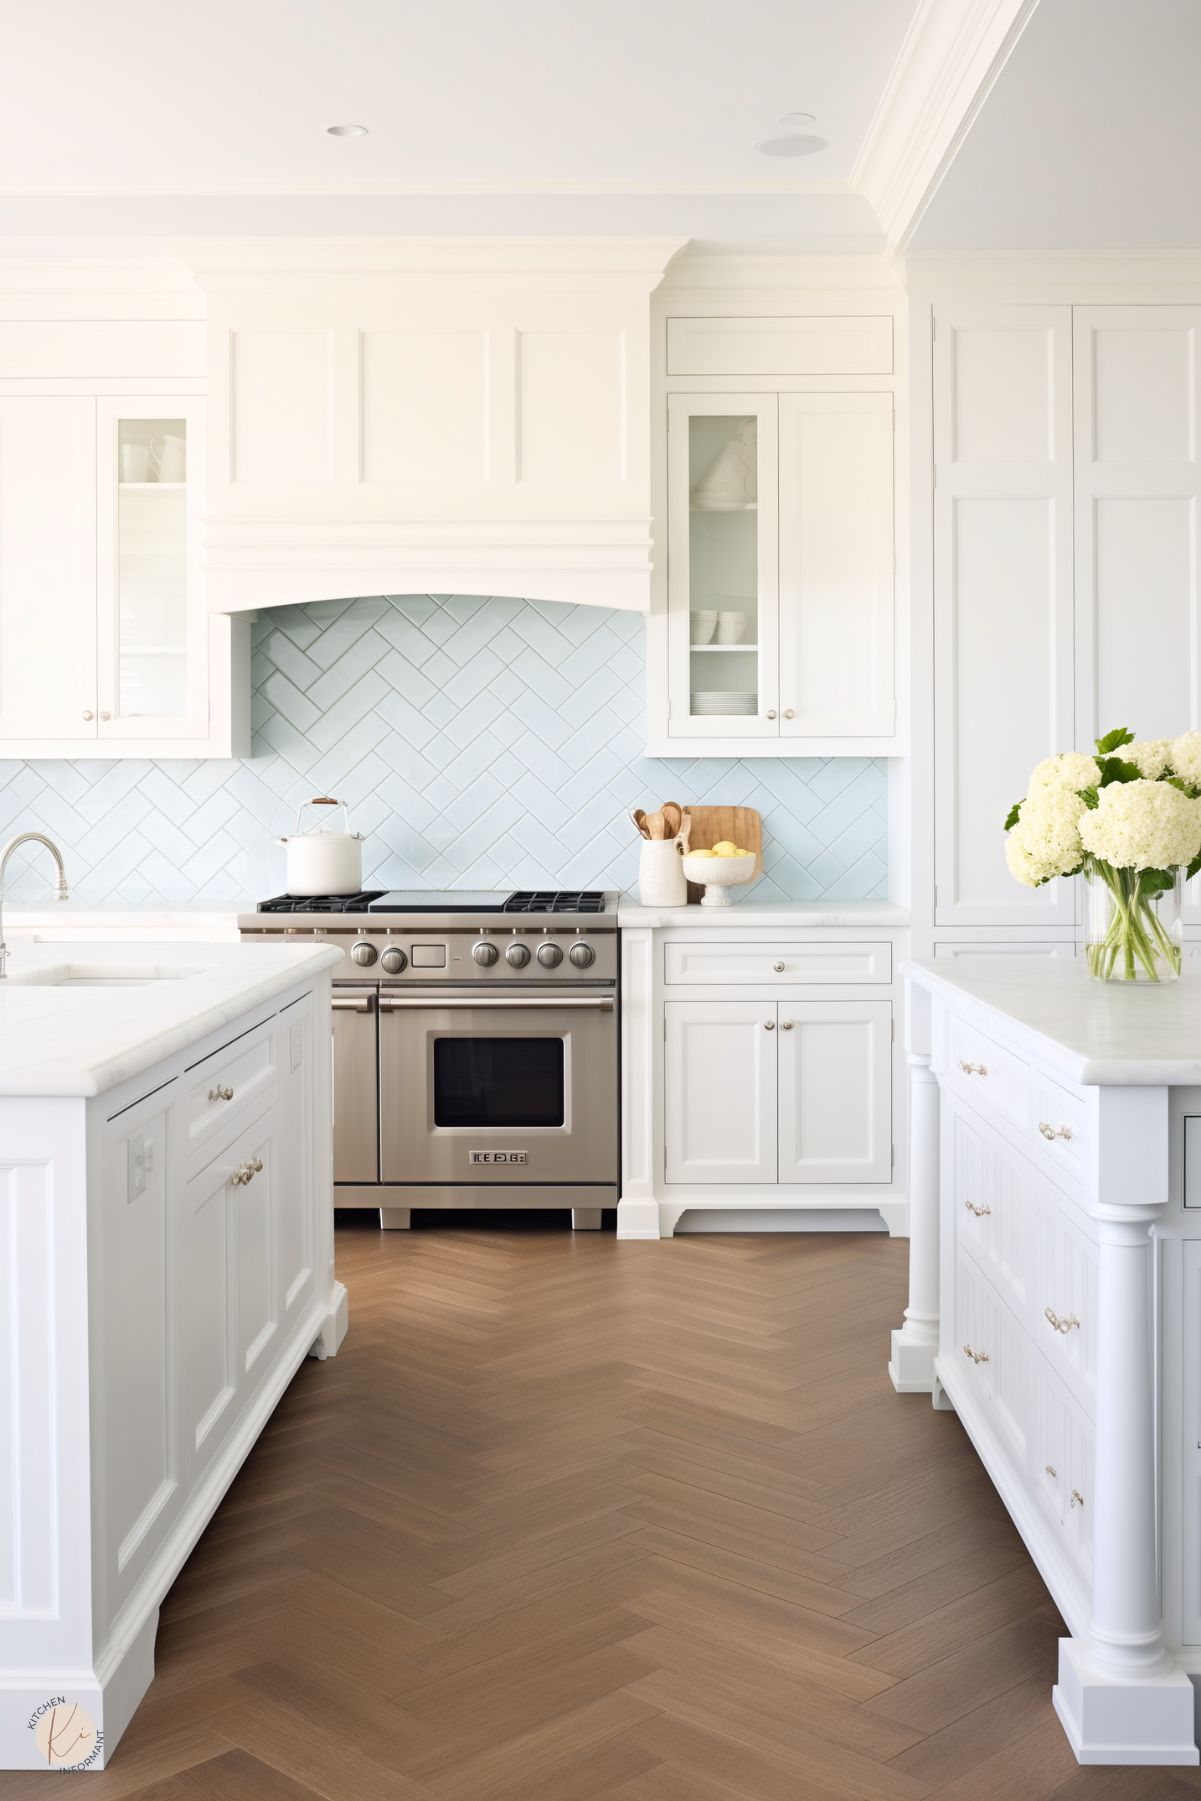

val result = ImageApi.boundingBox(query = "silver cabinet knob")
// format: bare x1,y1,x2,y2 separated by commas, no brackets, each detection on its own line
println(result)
473,941,500,967
773,962,785,973
1071,1489,1085,1510
568,941,595,968
783,708,795,720
82,710,94,721
380,946,406,975
100,710,111,722
537,942,563,968
506,941,531,968
780,1020,793,1031
765,709,777,721
208,1084,234,1103
350,940,377,967
763,1019,775,1031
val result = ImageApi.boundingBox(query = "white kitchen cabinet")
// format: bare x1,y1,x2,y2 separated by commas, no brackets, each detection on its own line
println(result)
664,999,778,1184
0,390,247,758
664,997,892,1189
776,999,892,1183
933,307,1075,928
0,397,97,741
658,389,894,751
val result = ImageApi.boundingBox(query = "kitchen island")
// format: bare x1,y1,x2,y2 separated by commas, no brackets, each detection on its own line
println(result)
0,940,345,1771
894,956,1201,1766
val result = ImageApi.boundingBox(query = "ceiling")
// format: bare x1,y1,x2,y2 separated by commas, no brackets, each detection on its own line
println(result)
913,0,1201,249
0,0,916,250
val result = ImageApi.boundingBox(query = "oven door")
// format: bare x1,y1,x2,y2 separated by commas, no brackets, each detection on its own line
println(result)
331,986,379,1184
378,991,616,1186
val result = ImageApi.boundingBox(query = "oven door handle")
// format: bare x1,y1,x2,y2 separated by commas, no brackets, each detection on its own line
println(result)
377,995,614,1011
331,994,376,1012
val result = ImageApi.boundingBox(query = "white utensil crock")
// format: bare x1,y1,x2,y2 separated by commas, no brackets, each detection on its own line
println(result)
638,838,687,908
278,797,364,895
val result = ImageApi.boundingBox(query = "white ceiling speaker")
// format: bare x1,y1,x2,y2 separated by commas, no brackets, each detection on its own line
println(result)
754,133,827,158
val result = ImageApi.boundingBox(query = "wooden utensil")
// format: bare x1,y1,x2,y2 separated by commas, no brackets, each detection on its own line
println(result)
681,805,763,902
630,809,650,839
677,813,692,853
661,801,682,840
644,810,667,840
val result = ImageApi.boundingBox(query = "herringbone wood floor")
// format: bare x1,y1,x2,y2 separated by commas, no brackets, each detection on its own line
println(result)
6,1220,1201,1800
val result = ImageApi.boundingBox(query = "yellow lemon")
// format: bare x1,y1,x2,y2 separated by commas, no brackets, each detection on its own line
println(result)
712,840,739,857
689,847,717,859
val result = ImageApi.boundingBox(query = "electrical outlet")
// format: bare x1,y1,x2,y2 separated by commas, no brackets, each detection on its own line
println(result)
127,1135,147,1202
290,1024,303,1073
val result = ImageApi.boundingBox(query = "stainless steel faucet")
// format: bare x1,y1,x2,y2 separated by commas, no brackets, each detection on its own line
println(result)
0,833,69,978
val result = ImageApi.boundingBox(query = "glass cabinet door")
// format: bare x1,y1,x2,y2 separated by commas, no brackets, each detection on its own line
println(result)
667,395,778,737
96,398,206,739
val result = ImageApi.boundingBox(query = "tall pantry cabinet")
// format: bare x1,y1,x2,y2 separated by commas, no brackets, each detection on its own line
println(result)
931,300,1201,946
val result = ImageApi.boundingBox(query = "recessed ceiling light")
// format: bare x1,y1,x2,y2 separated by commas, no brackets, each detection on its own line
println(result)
326,123,368,138
775,111,816,128
755,133,827,158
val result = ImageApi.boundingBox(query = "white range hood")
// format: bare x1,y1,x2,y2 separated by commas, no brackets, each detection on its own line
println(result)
186,238,684,614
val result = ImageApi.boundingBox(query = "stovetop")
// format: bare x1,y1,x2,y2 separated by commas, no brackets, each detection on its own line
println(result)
256,888,611,917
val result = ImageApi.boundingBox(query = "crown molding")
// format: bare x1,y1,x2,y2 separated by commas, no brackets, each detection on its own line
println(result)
181,235,689,291
661,251,904,293
0,177,853,200
852,0,1039,251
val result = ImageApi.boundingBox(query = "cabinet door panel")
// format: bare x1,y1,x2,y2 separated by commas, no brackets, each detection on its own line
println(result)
277,1002,316,1331
0,396,96,739
778,392,894,738
236,1127,279,1388
776,1001,891,1184
934,309,1074,927
664,1001,777,1185
181,1162,236,1482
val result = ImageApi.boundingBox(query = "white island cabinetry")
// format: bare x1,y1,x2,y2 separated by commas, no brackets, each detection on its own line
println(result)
619,902,909,1239
0,941,344,1771
894,956,1201,1766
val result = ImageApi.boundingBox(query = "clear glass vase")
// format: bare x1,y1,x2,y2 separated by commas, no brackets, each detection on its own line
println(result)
1083,863,1183,983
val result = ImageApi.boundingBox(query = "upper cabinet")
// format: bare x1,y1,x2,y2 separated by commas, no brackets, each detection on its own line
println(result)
0,308,247,760
647,295,901,757
189,239,684,614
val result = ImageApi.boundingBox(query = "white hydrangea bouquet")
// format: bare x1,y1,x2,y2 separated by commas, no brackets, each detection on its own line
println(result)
1005,728,1201,983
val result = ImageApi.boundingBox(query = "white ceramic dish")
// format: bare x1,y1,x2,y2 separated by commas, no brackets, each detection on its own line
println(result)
681,851,757,907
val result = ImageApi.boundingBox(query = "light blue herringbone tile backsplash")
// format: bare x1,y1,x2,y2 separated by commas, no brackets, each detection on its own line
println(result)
0,596,889,906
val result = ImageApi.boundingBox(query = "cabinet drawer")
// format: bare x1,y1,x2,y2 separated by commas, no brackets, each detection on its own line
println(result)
1030,1355,1094,1592
1032,1192,1098,1409
664,940,891,986
666,314,893,376
953,1248,1029,1469
184,1018,279,1161
1030,1069,1088,1186
944,1013,1029,1129
949,1102,1030,1319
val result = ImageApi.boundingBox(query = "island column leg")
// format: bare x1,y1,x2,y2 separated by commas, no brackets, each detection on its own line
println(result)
1054,1216,1198,1765
889,1050,941,1395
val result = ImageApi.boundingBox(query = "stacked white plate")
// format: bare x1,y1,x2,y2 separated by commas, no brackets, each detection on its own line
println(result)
690,690,757,715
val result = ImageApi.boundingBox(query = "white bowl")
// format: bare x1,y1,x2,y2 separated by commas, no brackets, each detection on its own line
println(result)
681,851,756,907
690,611,718,645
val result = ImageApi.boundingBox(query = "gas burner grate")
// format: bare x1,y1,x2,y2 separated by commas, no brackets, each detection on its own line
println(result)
503,890,607,915
256,891,387,914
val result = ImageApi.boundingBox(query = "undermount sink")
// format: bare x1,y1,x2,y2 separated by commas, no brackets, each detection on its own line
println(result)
5,962,204,989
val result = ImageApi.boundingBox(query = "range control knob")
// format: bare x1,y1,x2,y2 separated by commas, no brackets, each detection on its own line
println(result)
380,946,407,975
506,941,531,968
473,940,500,967
537,942,564,968
568,941,595,968
350,940,378,967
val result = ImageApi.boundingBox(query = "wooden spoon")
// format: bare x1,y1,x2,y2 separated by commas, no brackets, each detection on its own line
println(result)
644,810,667,840
661,801,682,840
630,809,649,839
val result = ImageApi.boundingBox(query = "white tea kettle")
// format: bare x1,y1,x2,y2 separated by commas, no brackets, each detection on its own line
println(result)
278,797,364,896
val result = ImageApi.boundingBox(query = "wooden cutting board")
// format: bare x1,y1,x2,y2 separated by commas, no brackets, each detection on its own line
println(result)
681,805,763,903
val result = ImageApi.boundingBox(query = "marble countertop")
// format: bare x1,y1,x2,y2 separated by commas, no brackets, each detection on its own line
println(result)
617,899,909,928
906,955,1201,1086
0,939,341,1097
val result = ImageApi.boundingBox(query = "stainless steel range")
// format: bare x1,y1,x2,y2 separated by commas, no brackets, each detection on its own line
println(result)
239,890,618,1229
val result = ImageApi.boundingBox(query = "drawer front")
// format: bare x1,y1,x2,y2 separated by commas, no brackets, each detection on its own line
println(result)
1030,1353,1094,1592
1030,1069,1088,1186
954,1248,1029,1469
185,1019,279,1161
1033,1193,1098,1407
664,940,891,986
949,1102,1029,1317
945,1012,1029,1130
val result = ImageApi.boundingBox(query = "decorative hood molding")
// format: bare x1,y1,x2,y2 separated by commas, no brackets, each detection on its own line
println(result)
186,237,685,613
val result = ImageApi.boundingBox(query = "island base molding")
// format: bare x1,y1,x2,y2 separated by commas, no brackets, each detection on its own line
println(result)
1053,1642,1200,1767
618,1194,907,1240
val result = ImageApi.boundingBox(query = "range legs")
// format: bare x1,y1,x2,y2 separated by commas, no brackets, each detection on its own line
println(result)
889,1052,941,1394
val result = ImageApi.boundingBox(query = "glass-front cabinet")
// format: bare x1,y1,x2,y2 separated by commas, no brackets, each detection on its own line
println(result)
660,389,895,753
97,398,207,740
667,395,779,738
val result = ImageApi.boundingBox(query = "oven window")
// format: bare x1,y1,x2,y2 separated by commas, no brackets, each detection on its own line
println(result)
433,1036,565,1129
